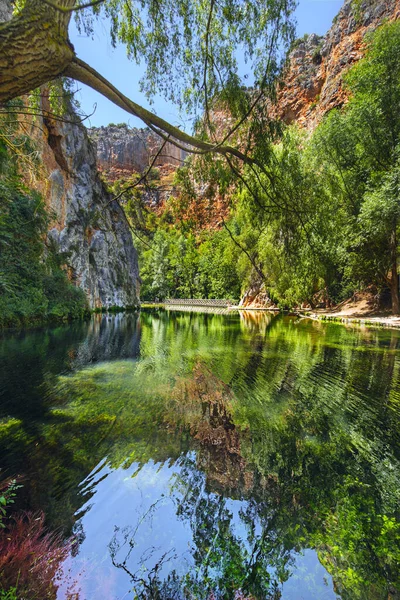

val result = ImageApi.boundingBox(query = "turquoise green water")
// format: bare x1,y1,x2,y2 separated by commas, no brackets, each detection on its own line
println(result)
1,310,400,599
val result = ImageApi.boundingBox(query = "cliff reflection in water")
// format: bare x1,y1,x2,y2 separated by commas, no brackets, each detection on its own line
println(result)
1,310,400,599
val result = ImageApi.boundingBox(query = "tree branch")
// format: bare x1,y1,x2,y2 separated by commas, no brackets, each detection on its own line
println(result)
108,136,170,205
41,0,105,12
203,0,216,138
65,57,257,165
201,13,281,154
0,105,96,126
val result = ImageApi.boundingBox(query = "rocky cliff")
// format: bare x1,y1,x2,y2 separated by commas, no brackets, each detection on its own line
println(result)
85,0,399,233
38,105,140,309
88,124,187,181
1,0,140,310
87,0,399,184
240,0,400,309
274,0,400,128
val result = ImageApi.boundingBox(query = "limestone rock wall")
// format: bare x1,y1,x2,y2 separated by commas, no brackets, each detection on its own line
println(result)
1,0,140,309
37,106,140,309
274,0,400,128
0,0,11,21
88,124,187,181
239,285,277,310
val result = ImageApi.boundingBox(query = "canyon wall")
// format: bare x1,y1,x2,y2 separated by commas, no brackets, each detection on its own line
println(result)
88,124,187,181
36,105,140,309
274,0,400,129
87,0,400,184
1,0,140,310
85,0,400,228
0,0,11,21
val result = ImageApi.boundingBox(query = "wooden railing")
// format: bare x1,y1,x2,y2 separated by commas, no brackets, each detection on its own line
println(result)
164,299,235,308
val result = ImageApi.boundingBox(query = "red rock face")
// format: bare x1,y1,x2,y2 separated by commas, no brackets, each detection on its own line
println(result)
273,0,400,129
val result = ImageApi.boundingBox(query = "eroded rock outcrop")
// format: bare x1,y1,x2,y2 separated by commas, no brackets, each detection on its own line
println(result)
37,106,140,309
275,0,400,128
239,284,277,310
88,124,186,181
0,0,11,21
0,0,140,309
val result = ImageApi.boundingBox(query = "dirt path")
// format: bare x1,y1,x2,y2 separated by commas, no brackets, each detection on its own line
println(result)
301,294,400,329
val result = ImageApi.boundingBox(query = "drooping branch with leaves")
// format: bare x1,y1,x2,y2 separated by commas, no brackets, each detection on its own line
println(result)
0,0,295,161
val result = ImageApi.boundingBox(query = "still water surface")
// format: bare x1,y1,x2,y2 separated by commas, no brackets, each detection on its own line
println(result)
1,310,400,599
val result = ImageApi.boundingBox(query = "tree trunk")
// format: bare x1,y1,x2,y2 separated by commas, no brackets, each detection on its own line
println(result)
0,0,74,103
390,228,399,314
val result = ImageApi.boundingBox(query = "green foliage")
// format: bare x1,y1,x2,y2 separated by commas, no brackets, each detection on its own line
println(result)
351,0,364,24
0,589,17,600
290,33,309,51
311,44,322,64
138,226,241,301
135,19,400,310
0,180,88,328
0,479,22,529
310,20,400,305
117,168,241,301
0,134,88,328
189,19,400,310
0,99,89,328
75,0,296,120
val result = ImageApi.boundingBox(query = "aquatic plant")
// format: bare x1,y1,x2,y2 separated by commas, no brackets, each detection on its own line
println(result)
0,511,72,599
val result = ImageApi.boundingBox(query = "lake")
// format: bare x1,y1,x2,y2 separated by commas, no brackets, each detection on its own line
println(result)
1,309,399,599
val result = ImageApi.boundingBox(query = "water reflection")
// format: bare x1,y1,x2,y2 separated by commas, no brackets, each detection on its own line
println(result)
1,311,400,599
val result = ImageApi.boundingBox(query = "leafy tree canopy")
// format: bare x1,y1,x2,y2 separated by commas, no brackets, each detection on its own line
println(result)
0,0,295,160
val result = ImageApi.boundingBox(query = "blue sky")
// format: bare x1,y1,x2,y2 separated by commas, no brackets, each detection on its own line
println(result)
70,0,344,129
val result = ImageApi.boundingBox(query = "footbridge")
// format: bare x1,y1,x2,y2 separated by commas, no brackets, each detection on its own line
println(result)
164,299,236,308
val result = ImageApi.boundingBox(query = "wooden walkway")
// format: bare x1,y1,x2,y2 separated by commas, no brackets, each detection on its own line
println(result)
164,299,235,308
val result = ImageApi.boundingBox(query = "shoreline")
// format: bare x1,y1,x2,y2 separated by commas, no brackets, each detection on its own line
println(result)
298,310,400,330
143,302,400,330
3,303,400,332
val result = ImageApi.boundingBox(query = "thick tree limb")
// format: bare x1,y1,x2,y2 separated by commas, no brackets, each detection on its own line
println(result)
0,0,266,166
65,57,256,164
41,0,105,12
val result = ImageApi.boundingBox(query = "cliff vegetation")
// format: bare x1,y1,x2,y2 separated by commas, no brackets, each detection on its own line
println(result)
0,112,88,328
121,13,400,314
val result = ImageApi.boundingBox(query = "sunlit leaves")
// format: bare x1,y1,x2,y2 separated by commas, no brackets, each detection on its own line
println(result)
76,0,295,119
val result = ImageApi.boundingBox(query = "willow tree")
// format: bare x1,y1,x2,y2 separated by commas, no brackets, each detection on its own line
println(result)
0,0,295,160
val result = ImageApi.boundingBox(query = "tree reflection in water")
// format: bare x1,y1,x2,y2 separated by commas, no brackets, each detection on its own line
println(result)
1,311,400,599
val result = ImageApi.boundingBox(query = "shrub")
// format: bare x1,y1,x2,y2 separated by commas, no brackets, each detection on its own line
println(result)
0,512,71,599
